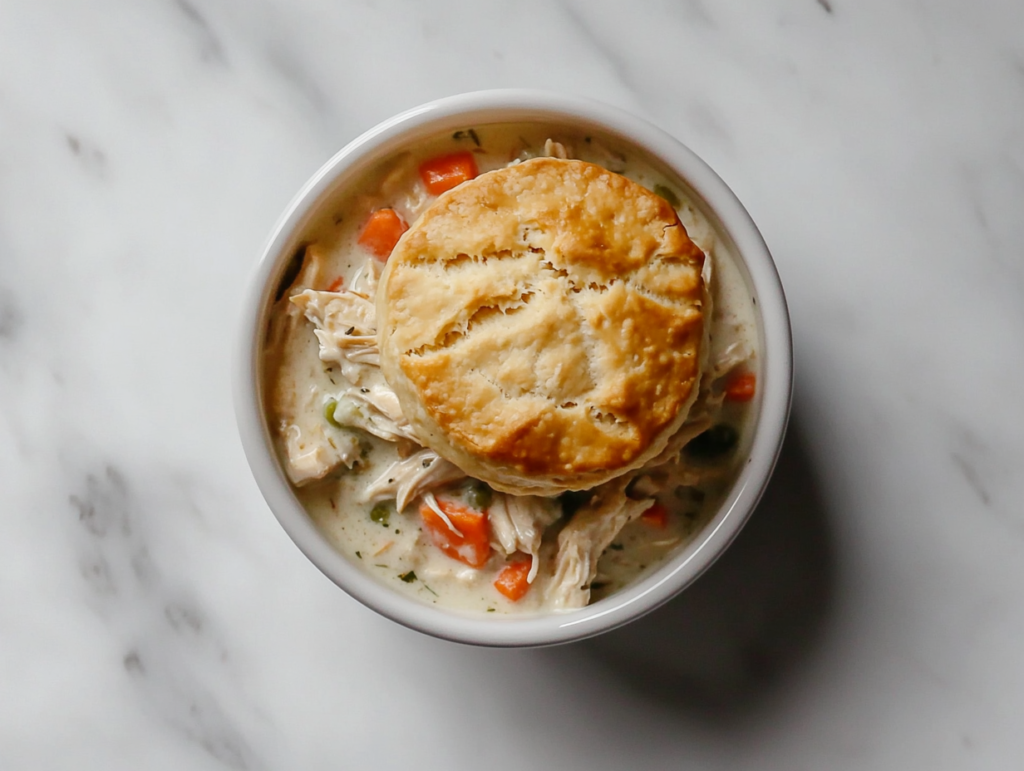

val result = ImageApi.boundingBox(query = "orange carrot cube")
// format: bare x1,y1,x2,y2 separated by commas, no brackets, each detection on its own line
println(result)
357,208,408,261
641,502,669,528
724,371,757,402
494,556,532,602
420,497,491,568
419,151,479,196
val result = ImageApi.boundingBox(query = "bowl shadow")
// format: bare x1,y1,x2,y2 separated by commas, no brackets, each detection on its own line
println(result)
540,405,836,721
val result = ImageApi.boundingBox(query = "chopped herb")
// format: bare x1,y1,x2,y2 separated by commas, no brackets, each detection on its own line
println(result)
370,502,391,526
360,387,369,393
346,326,355,335
374,563,387,568
653,184,681,209
422,583,438,597
609,543,624,551
685,424,739,460
453,128,481,147
394,529,400,534
399,571,417,583
329,497,336,510
355,551,362,559
487,608,495,613
591,581,609,590
422,458,433,468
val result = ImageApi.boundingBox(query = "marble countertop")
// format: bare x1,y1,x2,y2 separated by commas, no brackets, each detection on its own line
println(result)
3,1,1023,768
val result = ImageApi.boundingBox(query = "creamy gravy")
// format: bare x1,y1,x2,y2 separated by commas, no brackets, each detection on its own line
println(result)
262,122,759,615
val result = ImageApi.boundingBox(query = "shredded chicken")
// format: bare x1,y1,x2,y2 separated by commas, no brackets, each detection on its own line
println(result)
329,393,418,444
546,479,655,610
291,289,379,385
361,449,465,511
488,494,561,582
265,246,362,485
543,138,571,159
346,383,415,437
349,254,382,298
283,421,362,486
709,340,751,382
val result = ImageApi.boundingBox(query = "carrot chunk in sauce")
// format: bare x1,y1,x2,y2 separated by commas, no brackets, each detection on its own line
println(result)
357,208,408,261
419,151,479,195
420,497,491,568
640,502,669,528
724,371,757,402
494,556,532,602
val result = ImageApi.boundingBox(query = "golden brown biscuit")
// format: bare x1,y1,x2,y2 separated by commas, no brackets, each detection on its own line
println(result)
377,157,706,495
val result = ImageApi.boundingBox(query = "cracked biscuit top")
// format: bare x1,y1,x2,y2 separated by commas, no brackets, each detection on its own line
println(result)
376,157,707,496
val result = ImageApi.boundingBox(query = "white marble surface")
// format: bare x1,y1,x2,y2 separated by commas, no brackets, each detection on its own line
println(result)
2,0,1023,768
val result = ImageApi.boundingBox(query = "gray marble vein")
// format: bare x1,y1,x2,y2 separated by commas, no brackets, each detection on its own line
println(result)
1,0,1024,769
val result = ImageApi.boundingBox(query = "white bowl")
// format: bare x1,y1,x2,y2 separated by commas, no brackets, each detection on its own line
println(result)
235,89,792,647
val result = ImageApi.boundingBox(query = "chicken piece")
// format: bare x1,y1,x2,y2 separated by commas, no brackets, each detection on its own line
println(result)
360,449,465,512
546,479,655,610
543,138,571,159
282,420,361,486
330,391,418,444
345,383,418,442
350,254,383,299
709,340,751,382
291,289,379,385
488,494,561,582
264,246,361,485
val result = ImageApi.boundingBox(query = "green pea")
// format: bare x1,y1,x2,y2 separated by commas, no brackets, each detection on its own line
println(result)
370,502,391,526
685,424,739,460
464,480,493,511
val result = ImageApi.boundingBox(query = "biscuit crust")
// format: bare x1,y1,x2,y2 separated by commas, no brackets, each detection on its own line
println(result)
377,157,706,495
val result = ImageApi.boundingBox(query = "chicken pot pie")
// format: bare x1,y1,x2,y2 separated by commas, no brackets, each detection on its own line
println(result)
262,125,759,613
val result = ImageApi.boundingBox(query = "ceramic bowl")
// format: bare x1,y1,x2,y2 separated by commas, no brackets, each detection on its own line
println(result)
235,89,792,647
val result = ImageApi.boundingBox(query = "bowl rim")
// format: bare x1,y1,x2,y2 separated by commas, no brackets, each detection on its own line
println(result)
234,88,793,647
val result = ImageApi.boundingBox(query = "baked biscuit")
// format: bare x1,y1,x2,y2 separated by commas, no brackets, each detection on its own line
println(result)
377,157,707,496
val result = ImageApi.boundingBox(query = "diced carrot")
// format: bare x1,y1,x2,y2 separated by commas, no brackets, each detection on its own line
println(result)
326,276,344,292
420,497,491,568
357,208,408,261
419,151,479,196
494,556,532,602
724,371,757,402
641,502,669,528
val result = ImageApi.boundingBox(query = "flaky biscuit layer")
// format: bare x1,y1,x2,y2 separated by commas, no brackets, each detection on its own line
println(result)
377,157,706,495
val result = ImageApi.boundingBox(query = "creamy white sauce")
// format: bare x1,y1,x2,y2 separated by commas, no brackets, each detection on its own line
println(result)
262,123,760,615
